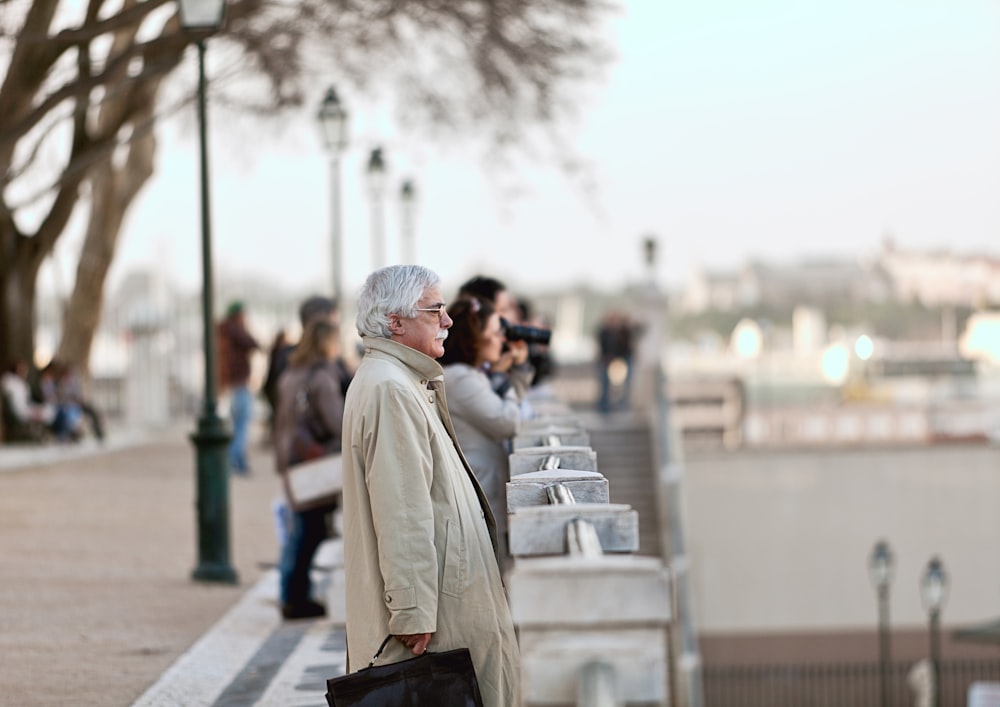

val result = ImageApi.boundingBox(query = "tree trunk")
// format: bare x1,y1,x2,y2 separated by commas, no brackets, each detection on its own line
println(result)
0,224,44,369
57,120,157,375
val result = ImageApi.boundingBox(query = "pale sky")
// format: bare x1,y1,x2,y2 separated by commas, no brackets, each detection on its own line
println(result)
83,0,1000,301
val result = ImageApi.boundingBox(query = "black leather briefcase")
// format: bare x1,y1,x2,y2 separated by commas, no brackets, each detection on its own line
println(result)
325,635,485,707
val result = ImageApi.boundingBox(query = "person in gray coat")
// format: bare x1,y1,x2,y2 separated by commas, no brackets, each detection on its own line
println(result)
440,296,533,570
273,319,344,619
341,265,521,707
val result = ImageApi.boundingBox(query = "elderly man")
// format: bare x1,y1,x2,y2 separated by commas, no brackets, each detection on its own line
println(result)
341,265,520,707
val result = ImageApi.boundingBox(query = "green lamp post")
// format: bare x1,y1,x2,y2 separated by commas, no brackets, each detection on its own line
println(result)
366,146,388,269
868,540,895,707
317,86,349,309
179,0,237,584
921,556,948,707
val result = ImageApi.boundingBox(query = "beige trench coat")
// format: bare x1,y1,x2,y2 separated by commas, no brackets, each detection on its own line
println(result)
341,337,521,707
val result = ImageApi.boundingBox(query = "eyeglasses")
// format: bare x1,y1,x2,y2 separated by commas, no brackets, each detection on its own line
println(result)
412,303,447,320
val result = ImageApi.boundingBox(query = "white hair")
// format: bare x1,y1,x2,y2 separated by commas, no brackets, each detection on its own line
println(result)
355,265,441,338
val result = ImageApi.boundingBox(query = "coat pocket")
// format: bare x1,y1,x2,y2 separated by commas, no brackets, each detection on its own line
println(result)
440,518,468,598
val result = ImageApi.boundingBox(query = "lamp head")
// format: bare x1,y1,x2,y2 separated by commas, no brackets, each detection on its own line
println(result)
178,0,225,31
317,86,349,154
868,539,894,589
400,179,416,203
920,556,948,613
366,147,388,197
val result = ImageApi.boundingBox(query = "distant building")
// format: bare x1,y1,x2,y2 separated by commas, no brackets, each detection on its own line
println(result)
681,258,890,313
681,240,1000,314
879,238,1000,307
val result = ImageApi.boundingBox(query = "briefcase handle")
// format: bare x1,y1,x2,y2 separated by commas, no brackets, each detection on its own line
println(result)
368,634,394,668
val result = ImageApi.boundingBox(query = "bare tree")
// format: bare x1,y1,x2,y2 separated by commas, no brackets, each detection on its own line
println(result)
0,0,612,378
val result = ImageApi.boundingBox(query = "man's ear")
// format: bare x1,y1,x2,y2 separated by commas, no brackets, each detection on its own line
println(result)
388,315,405,336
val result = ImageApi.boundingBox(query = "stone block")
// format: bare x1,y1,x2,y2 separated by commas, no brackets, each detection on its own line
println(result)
325,566,347,627
316,539,346,627
519,417,586,433
514,429,591,450
508,555,672,626
508,503,639,556
518,627,669,704
510,447,598,475
507,470,609,511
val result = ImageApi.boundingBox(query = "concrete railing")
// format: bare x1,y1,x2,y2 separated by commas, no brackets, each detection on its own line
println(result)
508,391,673,706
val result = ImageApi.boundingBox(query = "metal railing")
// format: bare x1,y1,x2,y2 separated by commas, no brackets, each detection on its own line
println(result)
703,659,1000,707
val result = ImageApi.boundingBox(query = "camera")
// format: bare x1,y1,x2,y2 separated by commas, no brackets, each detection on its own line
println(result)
500,318,552,346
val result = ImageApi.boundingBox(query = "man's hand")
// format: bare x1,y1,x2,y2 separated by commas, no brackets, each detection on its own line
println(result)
395,632,433,655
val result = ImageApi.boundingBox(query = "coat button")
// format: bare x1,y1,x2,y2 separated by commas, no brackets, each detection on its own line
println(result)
385,593,392,603
428,395,434,403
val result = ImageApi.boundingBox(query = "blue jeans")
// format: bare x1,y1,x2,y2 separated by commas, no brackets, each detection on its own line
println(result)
228,385,253,473
278,505,332,606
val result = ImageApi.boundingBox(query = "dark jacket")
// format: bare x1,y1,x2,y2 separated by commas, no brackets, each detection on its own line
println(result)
217,315,259,388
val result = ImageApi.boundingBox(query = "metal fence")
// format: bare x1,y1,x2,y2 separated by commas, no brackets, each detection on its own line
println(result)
703,659,1000,707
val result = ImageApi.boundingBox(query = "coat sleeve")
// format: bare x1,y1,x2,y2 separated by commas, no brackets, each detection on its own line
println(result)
448,367,521,444
361,382,439,636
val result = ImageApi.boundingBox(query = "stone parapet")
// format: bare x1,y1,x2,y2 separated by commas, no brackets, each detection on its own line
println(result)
509,503,639,556
507,470,609,511
509,555,671,627
519,627,669,705
510,446,599,475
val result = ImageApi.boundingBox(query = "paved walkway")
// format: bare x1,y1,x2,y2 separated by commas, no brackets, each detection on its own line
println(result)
0,423,344,706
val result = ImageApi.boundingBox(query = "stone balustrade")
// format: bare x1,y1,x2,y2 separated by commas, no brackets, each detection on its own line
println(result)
507,395,673,706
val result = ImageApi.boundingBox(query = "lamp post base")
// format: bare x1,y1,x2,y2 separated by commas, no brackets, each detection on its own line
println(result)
190,413,238,584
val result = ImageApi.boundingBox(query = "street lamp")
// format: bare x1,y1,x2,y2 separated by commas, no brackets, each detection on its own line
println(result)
317,86,349,308
365,147,388,269
179,0,237,584
643,235,657,288
868,540,895,707
920,556,949,707
399,179,416,264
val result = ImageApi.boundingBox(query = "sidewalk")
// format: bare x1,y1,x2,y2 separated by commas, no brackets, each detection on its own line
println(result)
0,424,344,706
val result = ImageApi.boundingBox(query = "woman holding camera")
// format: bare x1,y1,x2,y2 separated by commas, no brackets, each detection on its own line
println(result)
440,297,534,571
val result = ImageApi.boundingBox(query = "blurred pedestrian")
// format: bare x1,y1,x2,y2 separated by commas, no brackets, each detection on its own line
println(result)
440,297,533,572
54,361,105,443
1,359,54,441
217,301,260,475
273,318,344,620
342,265,520,707
596,309,639,412
261,329,288,446
263,295,352,403
40,360,83,442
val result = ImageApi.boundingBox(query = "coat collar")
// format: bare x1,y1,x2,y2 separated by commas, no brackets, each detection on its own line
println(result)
361,336,444,384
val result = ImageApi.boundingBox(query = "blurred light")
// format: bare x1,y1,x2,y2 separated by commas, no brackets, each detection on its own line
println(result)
821,343,850,384
732,318,763,359
855,334,874,361
960,312,1000,364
